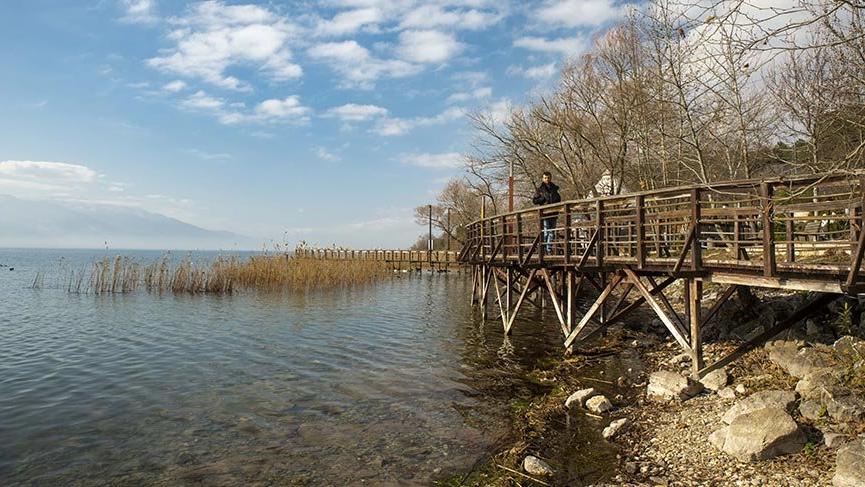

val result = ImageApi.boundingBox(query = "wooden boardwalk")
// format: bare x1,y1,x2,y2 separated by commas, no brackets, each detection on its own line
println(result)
295,248,460,271
458,172,865,377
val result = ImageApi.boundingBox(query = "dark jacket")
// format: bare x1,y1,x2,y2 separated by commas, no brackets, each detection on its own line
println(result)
532,182,561,206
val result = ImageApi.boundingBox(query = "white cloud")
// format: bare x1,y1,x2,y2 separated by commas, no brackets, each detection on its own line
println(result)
147,1,302,90
400,152,464,169
485,98,513,125
507,62,557,79
179,91,310,125
180,90,225,110
399,5,503,30
373,107,465,136
396,30,464,64
446,86,492,103
184,148,231,160
0,160,98,185
120,0,158,24
514,35,585,55
316,147,341,161
162,80,187,92
308,40,420,88
315,7,383,36
534,0,623,28
325,103,388,121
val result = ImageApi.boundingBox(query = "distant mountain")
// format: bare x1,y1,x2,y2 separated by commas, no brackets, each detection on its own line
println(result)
0,195,257,250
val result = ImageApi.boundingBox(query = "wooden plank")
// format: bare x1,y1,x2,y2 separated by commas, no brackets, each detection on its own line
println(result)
541,268,569,337
624,268,692,352
506,269,537,334
577,230,599,269
563,272,624,347
607,276,676,323
688,278,704,373
704,272,843,293
636,194,646,269
761,182,776,277
672,223,696,274
701,284,737,327
691,188,702,271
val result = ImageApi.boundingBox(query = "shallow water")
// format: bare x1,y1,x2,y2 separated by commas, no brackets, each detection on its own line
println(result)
0,249,617,486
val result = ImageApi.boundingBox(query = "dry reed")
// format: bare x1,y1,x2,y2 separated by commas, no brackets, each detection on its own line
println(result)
32,253,389,295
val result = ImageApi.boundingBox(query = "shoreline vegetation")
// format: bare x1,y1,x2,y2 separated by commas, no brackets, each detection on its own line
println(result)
30,253,390,294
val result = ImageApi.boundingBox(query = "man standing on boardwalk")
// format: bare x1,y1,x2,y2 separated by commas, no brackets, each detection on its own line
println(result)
532,171,561,254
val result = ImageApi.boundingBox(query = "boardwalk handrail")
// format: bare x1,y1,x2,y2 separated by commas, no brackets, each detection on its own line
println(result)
461,171,865,292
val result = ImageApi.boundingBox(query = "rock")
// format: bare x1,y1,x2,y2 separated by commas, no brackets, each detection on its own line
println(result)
647,371,703,401
823,388,865,422
624,462,639,474
602,418,630,439
700,368,730,391
565,388,597,409
586,395,613,414
721,390,799,424
806,319,820,336
771,346,834,379
667,352,691,365
834,336,865,356
717,407,806,462
825,433,852,449
718,387,737,400
833,438,865,486
735,384,747,394
523,456,554,477
796,368,840,401
799,399,826,421
709,427,728,450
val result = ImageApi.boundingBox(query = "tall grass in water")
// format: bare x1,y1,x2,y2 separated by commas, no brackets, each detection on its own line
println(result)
33,254,389,294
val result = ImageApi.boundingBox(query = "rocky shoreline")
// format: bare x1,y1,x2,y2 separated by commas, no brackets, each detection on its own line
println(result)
440,291,865,486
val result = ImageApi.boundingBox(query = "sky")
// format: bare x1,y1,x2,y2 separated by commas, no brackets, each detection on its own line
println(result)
0,0,628,248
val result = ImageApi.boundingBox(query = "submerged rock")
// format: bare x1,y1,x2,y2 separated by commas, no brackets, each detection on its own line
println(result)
721,390,798,425
565,388,596,409
523,455,554,477
602,418,629,439
711,407,805,462
647,371,703,401
586,395,613,414
833,438,865,487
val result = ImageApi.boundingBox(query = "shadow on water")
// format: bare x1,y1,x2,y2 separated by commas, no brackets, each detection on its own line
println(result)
0,249,633,486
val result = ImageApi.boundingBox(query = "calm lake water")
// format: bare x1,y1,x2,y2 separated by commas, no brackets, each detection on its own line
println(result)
0,249,616,486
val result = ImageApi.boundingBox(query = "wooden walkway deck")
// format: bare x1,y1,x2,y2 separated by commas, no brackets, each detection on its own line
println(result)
295,248,460,271
459,172,865,377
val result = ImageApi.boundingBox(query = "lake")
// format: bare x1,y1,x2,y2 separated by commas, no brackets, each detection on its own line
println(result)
0,248,609,486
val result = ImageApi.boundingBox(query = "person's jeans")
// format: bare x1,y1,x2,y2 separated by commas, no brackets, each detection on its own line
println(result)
542,217,557,254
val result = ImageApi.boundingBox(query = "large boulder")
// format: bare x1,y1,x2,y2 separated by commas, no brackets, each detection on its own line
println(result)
769,344,833,379
586,395,613,414
700,368,730,392
565,388,596,409
833,438,865,487
822,388,865,422
796,368,841,401
711,407,806,462
647,371,703,401
721,390,798,424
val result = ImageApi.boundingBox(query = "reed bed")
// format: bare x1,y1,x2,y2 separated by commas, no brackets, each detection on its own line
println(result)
31,253,389,295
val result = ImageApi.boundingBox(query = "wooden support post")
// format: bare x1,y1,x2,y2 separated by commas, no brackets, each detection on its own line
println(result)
564,272,624,347
596,200,605,268
761,182,776,277
623,269,692,353
688,278,704,374
517,213,524,263
786,213,795,263
564,204,572,264
636,194,646,269
691,188,702,271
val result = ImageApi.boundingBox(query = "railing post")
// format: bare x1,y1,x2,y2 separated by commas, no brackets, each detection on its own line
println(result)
538,208,545,263
596,200,605,268
691,188,701,271
501,215,508,261
760,182,776,277
564,203,572,264
517,213,524,263
636,194,645,269
786,212,795,263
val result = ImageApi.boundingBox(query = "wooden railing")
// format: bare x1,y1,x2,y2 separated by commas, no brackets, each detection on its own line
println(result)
295,248,460,266
461,172,865,289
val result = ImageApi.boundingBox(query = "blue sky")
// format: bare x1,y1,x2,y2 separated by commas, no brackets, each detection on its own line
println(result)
0,0,625,248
